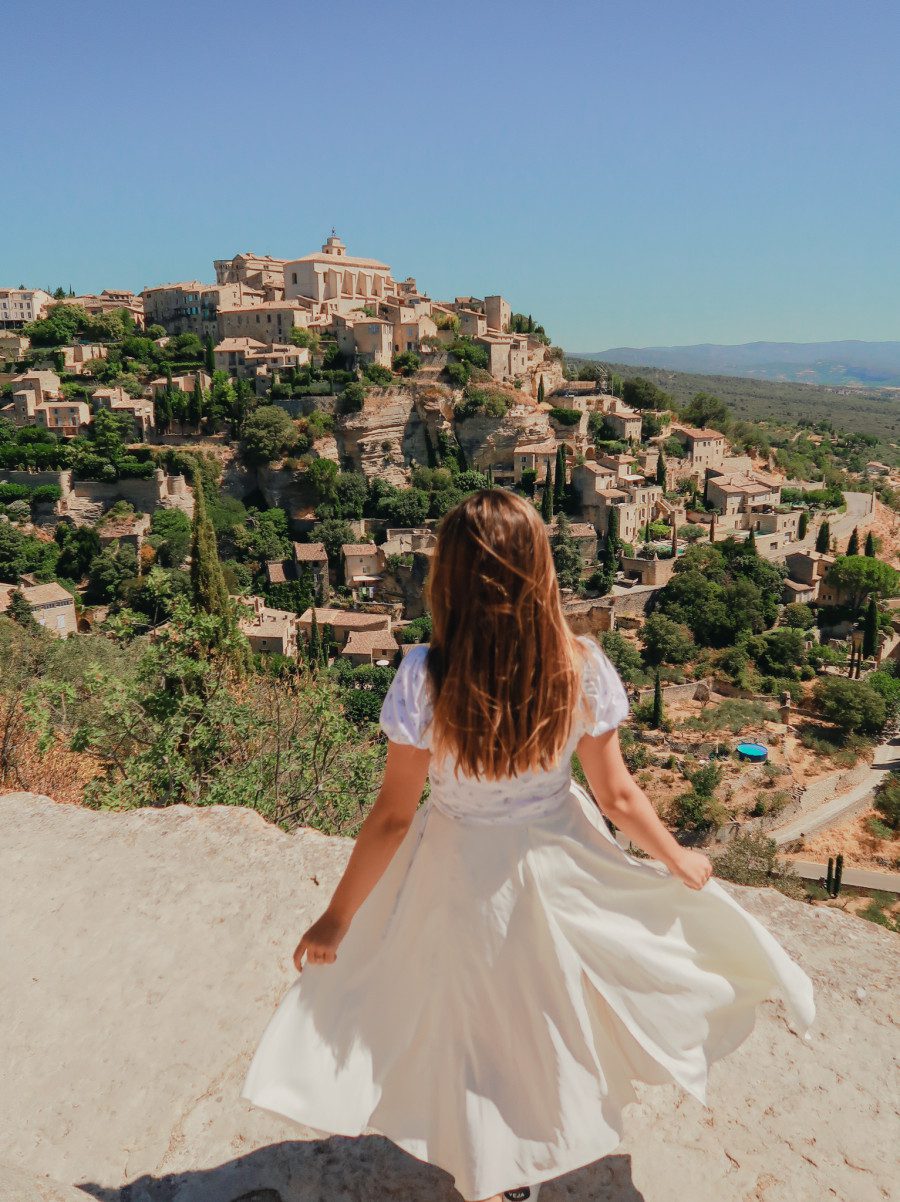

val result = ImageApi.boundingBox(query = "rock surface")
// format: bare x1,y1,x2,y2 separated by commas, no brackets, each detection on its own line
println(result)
2,791,897,1202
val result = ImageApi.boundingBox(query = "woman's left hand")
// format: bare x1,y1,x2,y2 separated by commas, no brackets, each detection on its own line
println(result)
293,910,349,972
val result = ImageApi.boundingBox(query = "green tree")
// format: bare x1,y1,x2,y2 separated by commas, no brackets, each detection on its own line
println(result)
540,466,553,521
188,376,204,429
307,608,323,665
812,677,887,736
865,530,876,557
550,513,583,590
797,510,808,540
606,505,620,551
824,555,899,615
641,614,694,666
782,602,815,630
863,595,879,659
815,520,831,553
204,334,215,374
310,518,357,562
7,588,38,631
846,526,859,556
190,478,231,621
537,375,545,404
239,405,298,464
681,391,729,430
149,508,192,568
622,377,670,411
652,670,664,729
553,445,567,508
655,451,666,488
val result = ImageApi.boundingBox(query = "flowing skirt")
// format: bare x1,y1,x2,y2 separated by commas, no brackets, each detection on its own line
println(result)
240,783,816,1200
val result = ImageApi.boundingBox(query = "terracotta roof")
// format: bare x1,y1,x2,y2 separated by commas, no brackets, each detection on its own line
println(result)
674,424,726,441
342,629,399,655
299,607,389,631
265,562,288,584
515,441,557,454
214,337,267,352
285,251,391,271
342,543,381,557
293,541,328,562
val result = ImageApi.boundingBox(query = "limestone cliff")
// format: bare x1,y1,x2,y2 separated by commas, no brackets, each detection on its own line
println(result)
1,791,896,1202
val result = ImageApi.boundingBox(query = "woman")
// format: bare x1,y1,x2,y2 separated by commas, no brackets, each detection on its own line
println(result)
241,489,815,1202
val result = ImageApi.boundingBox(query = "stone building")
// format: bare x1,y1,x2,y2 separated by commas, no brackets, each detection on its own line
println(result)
0,288,53,329
0,580,77,636
284,235,397,314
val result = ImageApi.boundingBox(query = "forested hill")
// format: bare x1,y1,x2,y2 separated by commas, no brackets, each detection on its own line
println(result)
575,341,900,389
568,358,900,441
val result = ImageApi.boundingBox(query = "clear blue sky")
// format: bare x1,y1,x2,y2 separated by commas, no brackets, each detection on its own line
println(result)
4,0,898,349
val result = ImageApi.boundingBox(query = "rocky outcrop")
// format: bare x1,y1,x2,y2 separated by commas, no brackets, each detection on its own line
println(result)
336,384,448,486
2,790,897,1202
455,402,553,474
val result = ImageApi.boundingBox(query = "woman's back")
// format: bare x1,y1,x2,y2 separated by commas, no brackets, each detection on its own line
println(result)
379,635,629,824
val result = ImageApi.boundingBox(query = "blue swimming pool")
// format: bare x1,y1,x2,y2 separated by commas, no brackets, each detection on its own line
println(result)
736,742,768,763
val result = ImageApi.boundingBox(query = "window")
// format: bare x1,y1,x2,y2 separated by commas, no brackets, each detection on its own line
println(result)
292,272,297,284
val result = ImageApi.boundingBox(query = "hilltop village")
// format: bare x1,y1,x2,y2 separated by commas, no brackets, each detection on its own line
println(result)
1,237,899,919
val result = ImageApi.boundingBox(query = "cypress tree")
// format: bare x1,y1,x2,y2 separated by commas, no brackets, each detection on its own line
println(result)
204,333,215,374
847,526,859,556
833,853,843,896
798,509,808,540
541,465,554,522
189,476,230,619
554,445,566,507
652,670,664,729
537,375,545,404
189,376,204,430
815,520,831,554
825,857,834,894
655,451,666,489
308,609,322,665
865,530,876,557
606,504,620,550
863,594,879,659
747,528,757,552
486,462,494,487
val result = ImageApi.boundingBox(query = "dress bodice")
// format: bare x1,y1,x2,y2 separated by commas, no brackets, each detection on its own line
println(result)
379,636,630,824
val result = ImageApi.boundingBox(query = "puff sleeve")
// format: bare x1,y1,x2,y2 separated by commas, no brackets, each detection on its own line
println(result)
378,645,433,749
577,635,630,737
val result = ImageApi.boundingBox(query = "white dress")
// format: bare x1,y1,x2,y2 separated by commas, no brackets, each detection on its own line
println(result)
240,636,816,1200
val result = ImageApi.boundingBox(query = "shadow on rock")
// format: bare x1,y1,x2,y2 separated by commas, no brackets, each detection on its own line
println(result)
73,1136,645,1202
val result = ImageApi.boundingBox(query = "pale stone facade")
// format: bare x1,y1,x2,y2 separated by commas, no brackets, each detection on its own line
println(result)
216,300,310,344
0,581,77,636
0,288,53,329
91,387,156,439
284,236,397,314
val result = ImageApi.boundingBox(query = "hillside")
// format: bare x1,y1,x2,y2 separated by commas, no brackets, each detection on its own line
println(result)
2,791,897,1202
569,358,900,440
577,341,900,389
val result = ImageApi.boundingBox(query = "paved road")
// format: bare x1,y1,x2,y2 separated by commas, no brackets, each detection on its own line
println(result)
782,858,900,893
771,735,900,845
757,489,876,562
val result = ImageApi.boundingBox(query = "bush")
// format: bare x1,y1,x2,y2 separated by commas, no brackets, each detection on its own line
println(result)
239,405,299,464
445,360,469,387
454,387,510,420
338,381,367,415
812,676,887,736
392,351,420,376
549,406,581,426
711,832,806,899
873,775,900,832
362,363,394,386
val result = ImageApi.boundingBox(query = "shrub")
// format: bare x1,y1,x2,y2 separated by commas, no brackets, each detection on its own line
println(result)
392,351,421,376
711,831,806,900
549,406,581,426
362,363,394,386
454,387,510,420
812,676,887,736
873,774,900,832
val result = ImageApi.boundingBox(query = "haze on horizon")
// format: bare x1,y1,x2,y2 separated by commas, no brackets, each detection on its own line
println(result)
3,0,897,350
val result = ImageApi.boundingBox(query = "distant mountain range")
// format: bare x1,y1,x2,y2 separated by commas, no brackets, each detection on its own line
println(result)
572,341,900,389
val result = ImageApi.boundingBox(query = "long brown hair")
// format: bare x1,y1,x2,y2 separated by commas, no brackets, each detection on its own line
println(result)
425,488,585,778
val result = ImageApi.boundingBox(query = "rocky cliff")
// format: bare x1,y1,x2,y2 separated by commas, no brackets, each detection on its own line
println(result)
2,791,896,1202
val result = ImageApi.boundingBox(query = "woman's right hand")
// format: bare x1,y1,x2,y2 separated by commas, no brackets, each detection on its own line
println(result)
668,848,714,890
293,910,349,972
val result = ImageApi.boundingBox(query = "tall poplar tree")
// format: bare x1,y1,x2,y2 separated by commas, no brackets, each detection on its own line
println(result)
847,526,859,556
863,595,879,659
815,520,831,553
798,510,808,540
864,530,876,557
655,451,666,488
541,465,554,521
554,445,567,508
190,476,230,619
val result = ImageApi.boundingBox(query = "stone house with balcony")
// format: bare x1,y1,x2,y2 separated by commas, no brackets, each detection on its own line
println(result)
706,471,782,516
332,313,394,368
297,607,393,651
342,542,386,598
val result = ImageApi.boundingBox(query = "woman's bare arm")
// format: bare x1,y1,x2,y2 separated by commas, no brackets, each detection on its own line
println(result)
577,728,712,889
293,740,430,969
